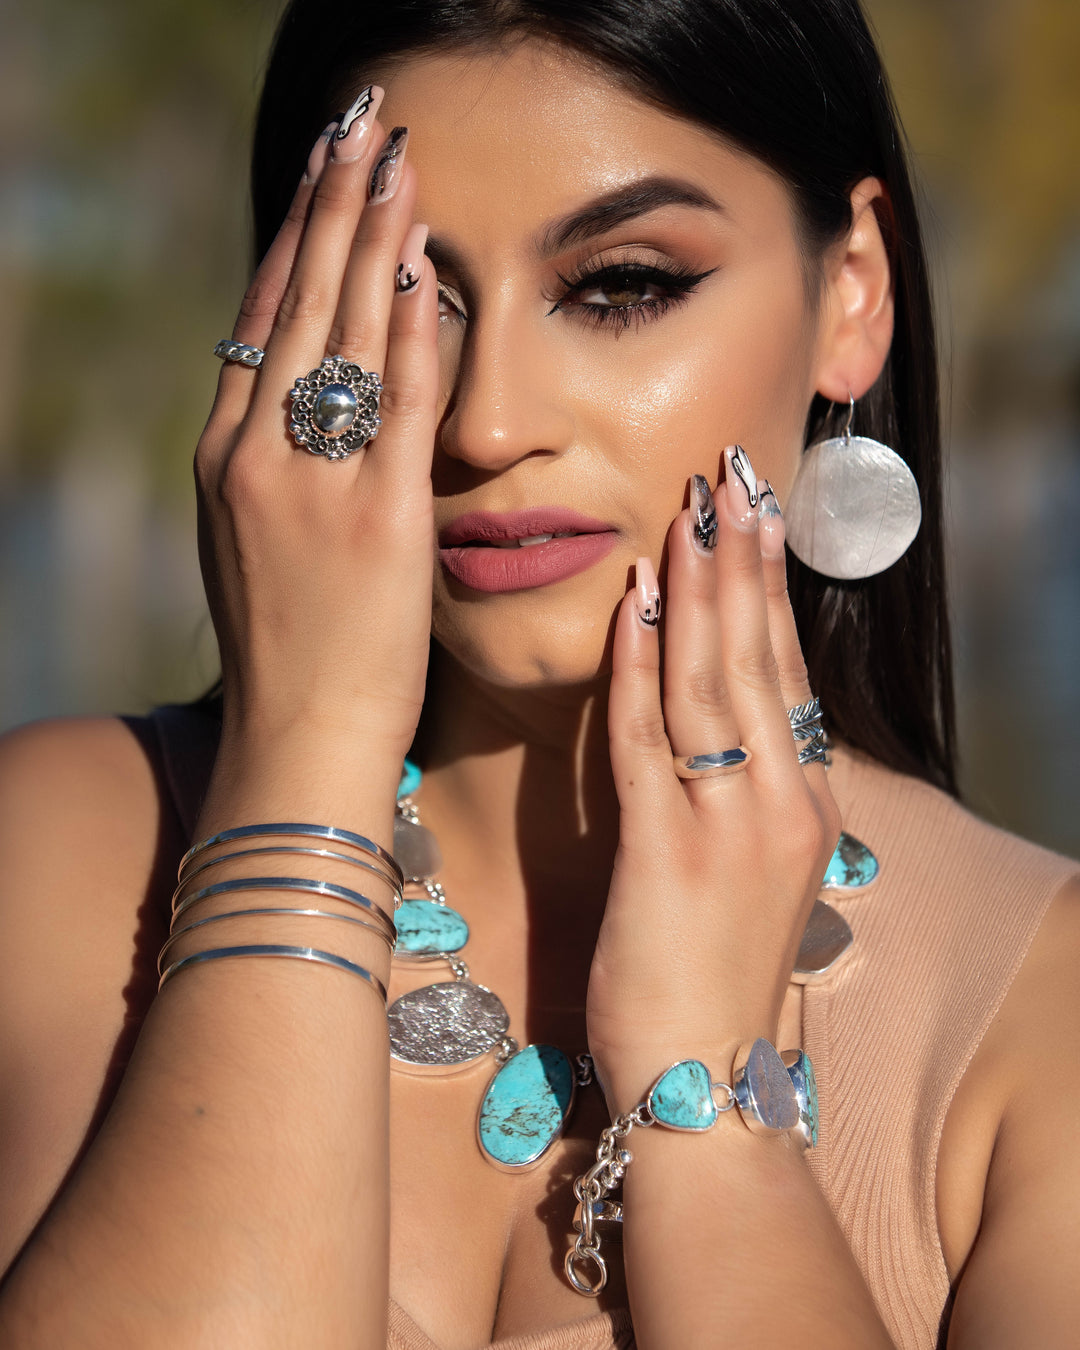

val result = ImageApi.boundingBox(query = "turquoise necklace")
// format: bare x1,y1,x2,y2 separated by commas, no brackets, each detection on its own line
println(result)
387,760,879,1170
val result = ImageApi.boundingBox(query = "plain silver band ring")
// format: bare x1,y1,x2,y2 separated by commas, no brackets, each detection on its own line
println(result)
673,746,751,779
214,338,265,368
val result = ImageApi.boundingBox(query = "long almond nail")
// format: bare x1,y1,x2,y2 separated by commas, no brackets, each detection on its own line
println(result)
636,557,661,628
333,85,384,162
725,444,759,527
690,474,718,552
758,479,786,558
396,223,429,294
369,127,408,203
304,121,338,183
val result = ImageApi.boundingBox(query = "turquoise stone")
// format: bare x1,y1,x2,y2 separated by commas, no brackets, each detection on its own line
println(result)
394,899,469,956
783,1050,819,1148
478,1044,575,1168
397,759,422,800
648,1060,718,1131
821,832,879,891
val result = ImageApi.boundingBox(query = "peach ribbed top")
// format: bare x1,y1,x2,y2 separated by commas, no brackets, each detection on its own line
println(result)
147,707,1078,1350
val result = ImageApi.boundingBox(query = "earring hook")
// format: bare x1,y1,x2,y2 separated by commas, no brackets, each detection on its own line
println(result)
842,391,855,443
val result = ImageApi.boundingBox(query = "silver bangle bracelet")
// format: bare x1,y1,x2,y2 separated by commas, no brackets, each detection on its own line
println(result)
157,943,387,1001
171,875,396,947
158,905,394,975
178,823,404,894
174,844,403,909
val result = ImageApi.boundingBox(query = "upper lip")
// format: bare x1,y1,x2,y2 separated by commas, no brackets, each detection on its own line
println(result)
438,509,616,548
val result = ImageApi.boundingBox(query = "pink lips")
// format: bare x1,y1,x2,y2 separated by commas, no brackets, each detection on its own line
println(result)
438,509,618,594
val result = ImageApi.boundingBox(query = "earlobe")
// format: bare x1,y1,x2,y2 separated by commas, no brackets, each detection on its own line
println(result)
813,176,895,403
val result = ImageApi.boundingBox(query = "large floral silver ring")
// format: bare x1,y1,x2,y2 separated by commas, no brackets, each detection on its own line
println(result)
288,355,383,460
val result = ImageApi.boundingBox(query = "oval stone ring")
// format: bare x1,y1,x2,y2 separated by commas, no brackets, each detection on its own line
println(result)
287,355,383,461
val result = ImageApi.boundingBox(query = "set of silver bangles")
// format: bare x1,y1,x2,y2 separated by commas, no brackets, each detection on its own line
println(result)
157,823,405,1001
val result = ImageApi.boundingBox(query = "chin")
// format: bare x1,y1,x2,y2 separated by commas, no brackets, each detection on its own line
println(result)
431,598,618,693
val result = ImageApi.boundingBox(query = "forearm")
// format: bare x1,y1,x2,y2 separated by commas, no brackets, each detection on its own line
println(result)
622,1125,894,1349
0,742,397,1349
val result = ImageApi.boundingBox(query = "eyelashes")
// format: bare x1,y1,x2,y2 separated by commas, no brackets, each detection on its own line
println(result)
547,256,717,333
436,253,717,335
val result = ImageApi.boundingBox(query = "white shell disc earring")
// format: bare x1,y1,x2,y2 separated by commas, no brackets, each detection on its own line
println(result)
784,393,922,580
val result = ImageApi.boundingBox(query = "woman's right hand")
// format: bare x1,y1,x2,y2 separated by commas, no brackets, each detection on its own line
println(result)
195,88,438,784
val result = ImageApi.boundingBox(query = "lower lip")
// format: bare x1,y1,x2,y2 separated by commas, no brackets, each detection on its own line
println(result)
439,533,617,593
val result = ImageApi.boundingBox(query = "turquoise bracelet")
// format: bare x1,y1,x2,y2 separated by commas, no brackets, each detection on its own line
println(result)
565,1039,817,1296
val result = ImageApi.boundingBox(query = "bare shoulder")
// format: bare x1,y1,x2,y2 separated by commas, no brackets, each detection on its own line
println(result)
0,715,185,1273
942,871,1080,1347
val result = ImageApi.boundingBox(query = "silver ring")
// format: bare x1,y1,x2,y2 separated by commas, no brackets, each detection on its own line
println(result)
213,338,264,368
797,732,829,767
673,746,751,779
288,355,382,460
787,697,823,742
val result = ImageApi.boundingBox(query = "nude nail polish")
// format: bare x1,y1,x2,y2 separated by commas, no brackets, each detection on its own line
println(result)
690,474,718,552
369,127,409,203
725,444,759,527
636,557,661,628
396,223,429,294
332,84,384,162
758,479,786,558
303,121,338,183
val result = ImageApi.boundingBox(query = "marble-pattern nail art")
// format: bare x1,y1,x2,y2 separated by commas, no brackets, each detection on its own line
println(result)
691,474,718,550
397,260,420,293
729,444,759,510
370,126,409,201
337,85,375,140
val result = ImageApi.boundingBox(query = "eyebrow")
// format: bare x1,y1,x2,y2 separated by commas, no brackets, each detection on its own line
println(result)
537,176,724,255
423,175,724,287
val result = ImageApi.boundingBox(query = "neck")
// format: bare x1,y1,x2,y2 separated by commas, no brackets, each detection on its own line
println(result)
415,646,621,914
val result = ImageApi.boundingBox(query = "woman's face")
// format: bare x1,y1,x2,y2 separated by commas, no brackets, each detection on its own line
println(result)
377,41,830,690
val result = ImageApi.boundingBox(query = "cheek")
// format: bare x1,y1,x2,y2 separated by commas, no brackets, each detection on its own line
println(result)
557,270,816,510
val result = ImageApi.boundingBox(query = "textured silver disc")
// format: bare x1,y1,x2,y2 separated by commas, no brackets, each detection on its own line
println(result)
388,981,509,1071
785,435,922,580
790,899,854,982
393,815,443,881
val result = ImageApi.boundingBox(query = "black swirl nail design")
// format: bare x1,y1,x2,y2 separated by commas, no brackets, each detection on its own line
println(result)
729,444,759,510
691,474,718,551
397,261,420,293
338,85,375,140
370,126,409,202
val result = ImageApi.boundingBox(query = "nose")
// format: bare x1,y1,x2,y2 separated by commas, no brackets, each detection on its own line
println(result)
437,307,576,475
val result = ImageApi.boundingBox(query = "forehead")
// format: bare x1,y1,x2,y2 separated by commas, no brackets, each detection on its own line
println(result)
375,40,794,252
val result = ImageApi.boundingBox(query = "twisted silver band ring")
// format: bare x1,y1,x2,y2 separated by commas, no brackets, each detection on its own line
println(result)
213,339,265,368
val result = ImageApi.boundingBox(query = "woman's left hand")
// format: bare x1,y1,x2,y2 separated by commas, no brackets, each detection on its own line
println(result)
588,445,841,1112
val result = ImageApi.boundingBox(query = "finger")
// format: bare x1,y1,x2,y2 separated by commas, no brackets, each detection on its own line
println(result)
661,476,742,772
330,128,415,376
607,560,675,818
713,446,800,776
364,238,439,504
757,479,825,778
254,90,391,414
211,124,333,421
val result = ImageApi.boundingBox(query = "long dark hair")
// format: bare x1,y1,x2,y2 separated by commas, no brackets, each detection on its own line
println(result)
250,0,957,795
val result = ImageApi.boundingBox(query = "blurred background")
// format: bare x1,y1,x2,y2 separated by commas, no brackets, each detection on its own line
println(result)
1,0,1077,855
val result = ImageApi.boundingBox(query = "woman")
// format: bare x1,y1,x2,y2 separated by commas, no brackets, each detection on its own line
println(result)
0,1,1077,1346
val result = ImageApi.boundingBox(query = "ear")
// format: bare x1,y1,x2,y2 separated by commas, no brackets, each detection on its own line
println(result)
812,177,895,403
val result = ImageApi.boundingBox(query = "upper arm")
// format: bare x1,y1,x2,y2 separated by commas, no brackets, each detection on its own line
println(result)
946,875,1080,1348
0,716,181,1276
